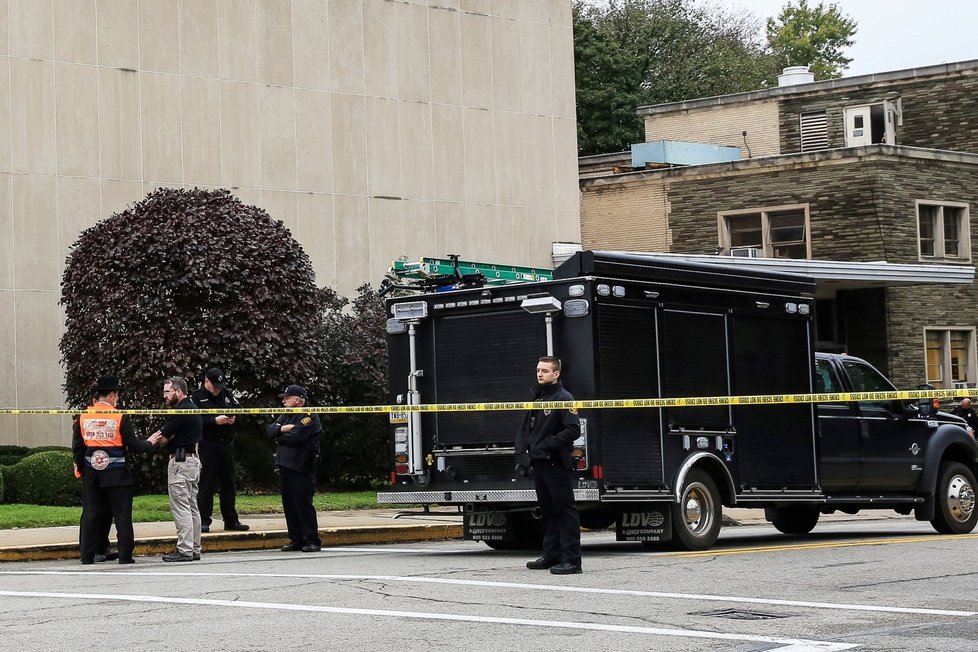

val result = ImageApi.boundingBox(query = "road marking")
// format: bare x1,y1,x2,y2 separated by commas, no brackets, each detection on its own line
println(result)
2,570,971,617
0,590,857,651
662,533,978,558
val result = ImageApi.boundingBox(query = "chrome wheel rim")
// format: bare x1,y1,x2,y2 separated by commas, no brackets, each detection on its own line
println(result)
681,482,715,537
946,474,976,524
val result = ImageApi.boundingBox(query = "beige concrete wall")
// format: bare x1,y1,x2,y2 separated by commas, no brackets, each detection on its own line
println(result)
581,177,671,253
0,0,580,446
642,100,781,158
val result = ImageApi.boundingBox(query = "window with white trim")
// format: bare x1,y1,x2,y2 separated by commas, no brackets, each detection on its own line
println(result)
925,328,976,389
718,205,810,259
917,201,970,261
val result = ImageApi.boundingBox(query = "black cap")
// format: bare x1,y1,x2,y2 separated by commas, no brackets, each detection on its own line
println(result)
205,368,227,390
279,384,308,399
92,375,124,393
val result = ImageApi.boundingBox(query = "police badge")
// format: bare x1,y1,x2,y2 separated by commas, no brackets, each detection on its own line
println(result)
301,416,312,425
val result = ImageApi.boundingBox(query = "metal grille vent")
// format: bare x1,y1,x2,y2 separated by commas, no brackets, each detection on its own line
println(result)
800,111,828,151
461,456,514,476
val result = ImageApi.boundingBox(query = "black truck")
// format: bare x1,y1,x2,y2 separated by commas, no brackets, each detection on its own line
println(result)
377,251,978,550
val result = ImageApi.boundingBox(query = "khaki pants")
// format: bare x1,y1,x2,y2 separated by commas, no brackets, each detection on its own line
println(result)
167,456,202,555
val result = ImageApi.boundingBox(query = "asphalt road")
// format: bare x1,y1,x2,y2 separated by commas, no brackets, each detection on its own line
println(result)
1,518,976,651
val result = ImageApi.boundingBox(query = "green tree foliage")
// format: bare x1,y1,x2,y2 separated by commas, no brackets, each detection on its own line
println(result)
317,284,390,490
574,0,778,155
766,0,856,80
60,188,329,491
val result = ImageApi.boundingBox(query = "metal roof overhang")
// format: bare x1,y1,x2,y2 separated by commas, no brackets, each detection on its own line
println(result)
616,252,974,298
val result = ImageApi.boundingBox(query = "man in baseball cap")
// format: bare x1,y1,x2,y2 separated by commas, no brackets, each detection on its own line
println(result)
192,367,249,533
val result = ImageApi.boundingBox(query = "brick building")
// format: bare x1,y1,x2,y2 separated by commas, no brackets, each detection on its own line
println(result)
580,61,978,390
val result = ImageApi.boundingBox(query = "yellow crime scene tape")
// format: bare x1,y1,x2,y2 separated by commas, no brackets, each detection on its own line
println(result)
0,388,960,417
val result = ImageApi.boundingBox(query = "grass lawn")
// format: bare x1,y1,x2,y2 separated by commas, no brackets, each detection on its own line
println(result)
0,491,382,530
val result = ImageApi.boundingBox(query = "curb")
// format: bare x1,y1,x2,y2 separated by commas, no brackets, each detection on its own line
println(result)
0,523,464,563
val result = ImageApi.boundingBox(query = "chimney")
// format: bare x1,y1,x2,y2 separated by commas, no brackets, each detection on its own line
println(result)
778,66,815,87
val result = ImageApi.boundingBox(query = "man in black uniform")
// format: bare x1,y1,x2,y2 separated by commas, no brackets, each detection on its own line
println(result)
149,377,204,562
266,384,323,552
952,397,978,437
515,356,583,575
72,375,155,565
192,367,248,533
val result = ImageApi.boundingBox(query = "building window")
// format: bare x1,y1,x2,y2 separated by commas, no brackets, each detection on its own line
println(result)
925,328,976,388
917,201,970,261
718,205,810,259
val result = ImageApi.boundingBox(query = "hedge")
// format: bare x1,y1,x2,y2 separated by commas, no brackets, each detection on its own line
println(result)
4,450,81,506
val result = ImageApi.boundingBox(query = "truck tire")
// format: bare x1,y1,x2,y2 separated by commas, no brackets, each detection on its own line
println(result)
672,469,721,551
769,506,820,535
930,462,978,535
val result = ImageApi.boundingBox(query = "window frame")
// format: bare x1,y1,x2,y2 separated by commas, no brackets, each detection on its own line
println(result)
924,327,977,389
915,200,971,262
717,204,812,259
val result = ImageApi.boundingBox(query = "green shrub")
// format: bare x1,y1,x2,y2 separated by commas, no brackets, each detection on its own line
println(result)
5,450,81,506
0,465,5,503
0,445,30,467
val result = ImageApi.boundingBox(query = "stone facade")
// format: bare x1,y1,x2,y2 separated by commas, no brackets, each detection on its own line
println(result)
1,0,580,445
664,151,978,387
780,66,978,154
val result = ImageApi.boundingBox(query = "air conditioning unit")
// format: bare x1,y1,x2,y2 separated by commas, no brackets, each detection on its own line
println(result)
729,247,762,258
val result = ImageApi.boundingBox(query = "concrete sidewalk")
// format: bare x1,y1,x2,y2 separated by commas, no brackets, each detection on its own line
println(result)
0,508,465,562
0,507,910,563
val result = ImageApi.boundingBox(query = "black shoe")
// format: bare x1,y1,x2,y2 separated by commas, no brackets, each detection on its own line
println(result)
549,562,583,575
93,554,107,563
201,525,210,533
224,522,249,531
280,542,303,552
301,544,321,553
193,552,201,560
525,557,558,570
81,559,94,565
162,551,195,562
118,558,135,565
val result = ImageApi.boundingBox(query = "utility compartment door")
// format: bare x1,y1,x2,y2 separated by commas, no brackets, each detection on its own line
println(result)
731,313,817,487
432,310,547,446
596,303,662,485
660,308,731,431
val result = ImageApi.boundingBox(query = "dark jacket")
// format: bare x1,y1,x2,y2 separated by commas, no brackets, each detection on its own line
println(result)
515,381,581,470
267,412,323,472
160,397,204,453
191,387,240,442
71,406,154,487
951,404,978,432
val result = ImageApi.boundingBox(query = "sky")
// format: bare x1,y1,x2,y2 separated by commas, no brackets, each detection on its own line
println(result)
705,0,978,78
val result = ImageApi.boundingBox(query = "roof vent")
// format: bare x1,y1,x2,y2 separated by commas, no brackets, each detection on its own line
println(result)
778,66,815,87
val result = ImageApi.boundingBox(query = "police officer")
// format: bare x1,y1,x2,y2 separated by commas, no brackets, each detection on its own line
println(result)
192,367,248,533
267,385,323,552
515,356,583,575
72,376,154,565
952,397,978,437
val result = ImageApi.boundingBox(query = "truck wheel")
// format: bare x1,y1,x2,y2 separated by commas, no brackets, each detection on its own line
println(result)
769,506,820,535
930,462,978,534
672,469,721,551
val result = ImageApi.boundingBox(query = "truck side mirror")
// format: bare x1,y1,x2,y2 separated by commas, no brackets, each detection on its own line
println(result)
915,383,937,417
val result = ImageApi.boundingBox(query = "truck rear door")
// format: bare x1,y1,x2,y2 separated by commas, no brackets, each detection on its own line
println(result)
815,357,861,491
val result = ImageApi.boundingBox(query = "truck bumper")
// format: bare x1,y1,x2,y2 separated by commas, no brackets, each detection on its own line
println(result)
377,488,601,504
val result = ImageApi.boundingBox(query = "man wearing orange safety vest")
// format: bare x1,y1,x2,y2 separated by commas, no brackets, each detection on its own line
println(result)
72,375,154,565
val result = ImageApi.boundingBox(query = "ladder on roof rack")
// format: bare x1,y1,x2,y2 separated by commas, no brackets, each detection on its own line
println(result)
381,254,553,295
